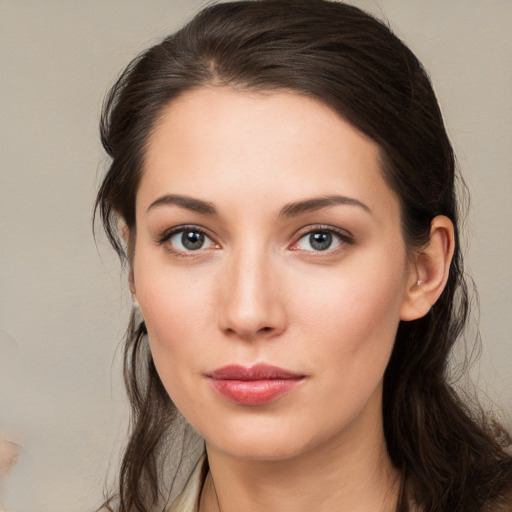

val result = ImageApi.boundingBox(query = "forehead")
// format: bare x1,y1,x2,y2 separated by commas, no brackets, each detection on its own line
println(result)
139,86,400,220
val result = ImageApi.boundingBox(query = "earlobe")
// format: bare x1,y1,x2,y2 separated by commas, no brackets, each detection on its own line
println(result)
400,215,455,321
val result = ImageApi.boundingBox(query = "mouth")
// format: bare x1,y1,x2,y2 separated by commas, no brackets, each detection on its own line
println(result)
206,363,305,406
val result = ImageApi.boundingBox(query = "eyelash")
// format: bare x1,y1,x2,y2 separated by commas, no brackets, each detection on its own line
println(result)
156,224,354,256
291,225,354,254
157,225,218,257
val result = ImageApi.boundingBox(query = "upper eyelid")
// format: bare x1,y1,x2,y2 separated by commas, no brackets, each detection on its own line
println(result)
157,224,216,243
289,225,354,252
155,223,353,248
157,225,220,255
292,224,353,242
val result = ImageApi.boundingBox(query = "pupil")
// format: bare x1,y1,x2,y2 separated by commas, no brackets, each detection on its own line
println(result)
182,231,204,250
310,232,332,251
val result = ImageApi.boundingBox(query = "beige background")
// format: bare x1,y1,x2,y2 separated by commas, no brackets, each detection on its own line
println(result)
0,1,510,510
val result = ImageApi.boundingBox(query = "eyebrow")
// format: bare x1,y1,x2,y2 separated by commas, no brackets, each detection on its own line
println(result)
147,194,217,215
146,193,371,217
279,195,372,218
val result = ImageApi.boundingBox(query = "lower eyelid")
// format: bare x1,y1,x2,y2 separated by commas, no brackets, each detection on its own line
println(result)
156,225,352,253
296,234,339,251
292,227,353,251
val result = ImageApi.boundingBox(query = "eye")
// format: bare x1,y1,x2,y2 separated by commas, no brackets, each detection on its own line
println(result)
293,227,351,252
162,227,217,253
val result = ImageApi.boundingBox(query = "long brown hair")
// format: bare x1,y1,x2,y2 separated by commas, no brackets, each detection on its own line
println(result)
95,1,512,510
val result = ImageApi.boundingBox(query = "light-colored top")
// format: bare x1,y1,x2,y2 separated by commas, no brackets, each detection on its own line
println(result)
168,454,207,512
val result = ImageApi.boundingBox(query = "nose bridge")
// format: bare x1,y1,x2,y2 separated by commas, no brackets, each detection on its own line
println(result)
217,241,285,339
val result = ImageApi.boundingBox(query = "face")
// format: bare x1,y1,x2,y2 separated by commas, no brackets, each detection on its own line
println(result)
131,87,415,461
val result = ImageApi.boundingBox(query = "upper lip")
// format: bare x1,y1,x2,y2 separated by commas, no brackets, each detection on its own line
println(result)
207,363,304,380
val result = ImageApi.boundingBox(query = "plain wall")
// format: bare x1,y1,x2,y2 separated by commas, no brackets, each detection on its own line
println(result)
0,1,510,510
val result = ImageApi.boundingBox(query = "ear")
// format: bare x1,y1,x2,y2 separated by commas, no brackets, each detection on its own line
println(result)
119,220,139,307
128,268,139,308
400,215,455,321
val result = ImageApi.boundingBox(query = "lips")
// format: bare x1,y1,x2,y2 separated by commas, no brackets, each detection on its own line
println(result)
206,363,305,406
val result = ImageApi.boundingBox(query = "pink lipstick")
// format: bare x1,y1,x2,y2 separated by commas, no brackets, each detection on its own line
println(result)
207,363,304,406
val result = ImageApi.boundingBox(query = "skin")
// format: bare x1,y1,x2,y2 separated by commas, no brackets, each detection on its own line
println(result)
130,87,454,512
0,432,20,476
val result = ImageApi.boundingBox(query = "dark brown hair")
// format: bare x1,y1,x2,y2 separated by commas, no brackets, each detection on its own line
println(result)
95,1,512,510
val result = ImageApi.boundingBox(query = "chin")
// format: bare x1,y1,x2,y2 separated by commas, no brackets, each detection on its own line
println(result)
200,414,344,463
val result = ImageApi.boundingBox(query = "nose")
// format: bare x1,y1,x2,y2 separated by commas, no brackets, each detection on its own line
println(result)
216,248,287,341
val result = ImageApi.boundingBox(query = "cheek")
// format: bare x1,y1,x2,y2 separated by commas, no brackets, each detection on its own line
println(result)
134,262,216,387
291,251,407,386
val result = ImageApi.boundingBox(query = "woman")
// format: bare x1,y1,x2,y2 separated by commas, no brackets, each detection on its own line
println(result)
95,1,512,511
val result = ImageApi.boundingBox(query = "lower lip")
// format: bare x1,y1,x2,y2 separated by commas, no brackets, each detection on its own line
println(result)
209,378,303,406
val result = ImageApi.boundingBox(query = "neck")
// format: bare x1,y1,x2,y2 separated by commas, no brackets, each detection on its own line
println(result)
200,390,401,512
